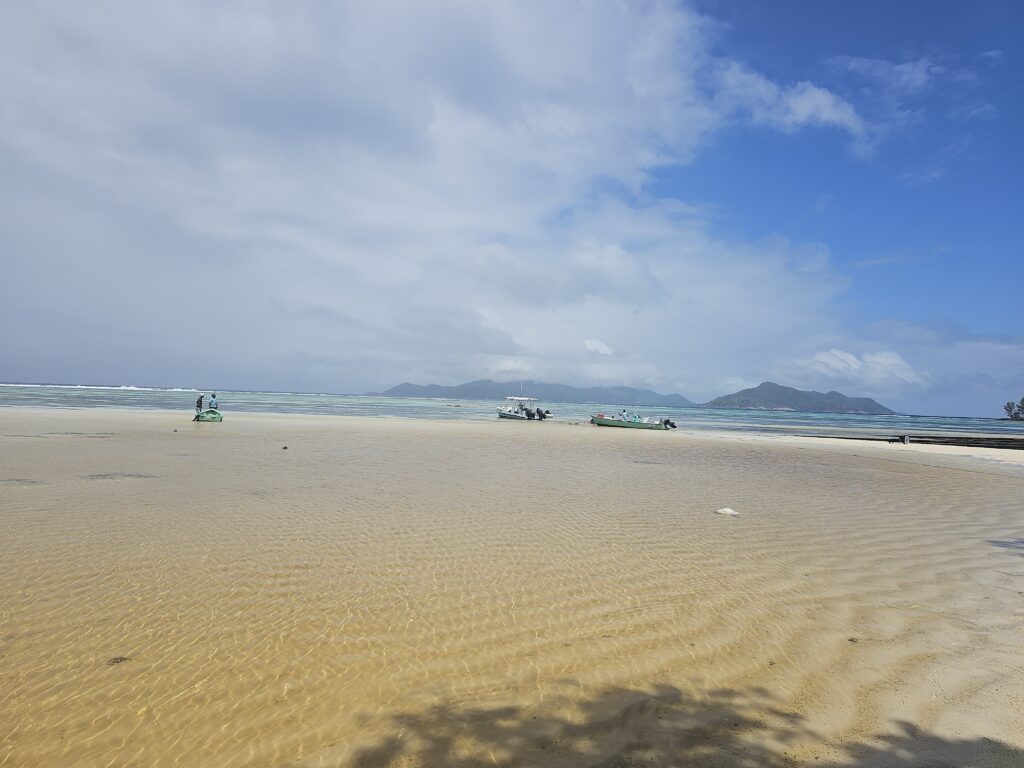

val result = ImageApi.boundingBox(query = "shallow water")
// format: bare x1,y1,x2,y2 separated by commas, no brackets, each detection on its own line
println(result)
2,411,1022,766
3,383,1023,438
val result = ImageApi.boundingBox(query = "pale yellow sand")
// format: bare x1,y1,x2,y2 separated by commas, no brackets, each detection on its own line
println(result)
1,409,1022,767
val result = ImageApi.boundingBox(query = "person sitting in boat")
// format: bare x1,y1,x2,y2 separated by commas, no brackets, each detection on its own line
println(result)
209,393,218,410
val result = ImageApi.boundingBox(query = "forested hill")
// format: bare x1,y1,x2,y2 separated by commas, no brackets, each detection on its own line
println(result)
705,382,895,414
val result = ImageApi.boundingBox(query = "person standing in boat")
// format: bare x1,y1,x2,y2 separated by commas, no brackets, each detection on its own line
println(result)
209,393,218,410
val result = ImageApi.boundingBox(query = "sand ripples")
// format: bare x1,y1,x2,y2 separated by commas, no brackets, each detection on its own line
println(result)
1,413,1022,766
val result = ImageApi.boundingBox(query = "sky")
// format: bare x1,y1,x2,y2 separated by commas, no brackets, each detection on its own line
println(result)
1,1,1021,416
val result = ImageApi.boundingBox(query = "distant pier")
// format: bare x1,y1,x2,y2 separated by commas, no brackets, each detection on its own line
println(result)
809,433,1024,451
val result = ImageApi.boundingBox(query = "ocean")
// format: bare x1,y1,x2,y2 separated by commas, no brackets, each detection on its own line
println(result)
2,383,1022,439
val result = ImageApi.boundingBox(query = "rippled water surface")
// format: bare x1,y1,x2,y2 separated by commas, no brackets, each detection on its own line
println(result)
3,383,1023,437
2,411,1023,766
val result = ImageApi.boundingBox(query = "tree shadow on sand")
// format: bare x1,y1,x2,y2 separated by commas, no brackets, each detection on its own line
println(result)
988,538,1024,556
347,683,1022,768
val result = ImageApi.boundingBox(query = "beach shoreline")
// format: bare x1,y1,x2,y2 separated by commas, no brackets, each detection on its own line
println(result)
5,404,1021,466
2,408,1022,766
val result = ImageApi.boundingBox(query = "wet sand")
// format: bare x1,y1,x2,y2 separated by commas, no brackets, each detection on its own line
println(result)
1,409,1023,767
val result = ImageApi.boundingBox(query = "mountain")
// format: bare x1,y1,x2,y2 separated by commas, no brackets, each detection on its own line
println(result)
705,381,895,415
369,379,697,407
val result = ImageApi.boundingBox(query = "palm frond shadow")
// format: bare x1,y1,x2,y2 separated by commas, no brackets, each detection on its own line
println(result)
989,537,1024,556
348,683,1022,767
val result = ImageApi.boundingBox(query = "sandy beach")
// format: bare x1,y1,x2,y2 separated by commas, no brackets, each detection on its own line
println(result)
1,408,1023,767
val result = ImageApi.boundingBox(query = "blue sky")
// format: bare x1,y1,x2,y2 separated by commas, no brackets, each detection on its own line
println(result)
0,1,1021,415
688,0,1021,336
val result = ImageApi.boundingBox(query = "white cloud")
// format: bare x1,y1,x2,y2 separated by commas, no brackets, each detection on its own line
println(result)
0,3,1013,416
814,52,1008,191
825,54,1000,143
713,62,867,150
0,1,863,394
766,325,1024,416
830,56,941,95
584,339,615,356
797,348,931,388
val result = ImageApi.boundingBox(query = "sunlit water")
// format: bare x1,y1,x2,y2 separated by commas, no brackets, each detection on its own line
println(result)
2,411,1023,766
2,383,1021,438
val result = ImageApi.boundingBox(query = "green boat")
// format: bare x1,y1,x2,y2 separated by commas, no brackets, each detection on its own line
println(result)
194,409,223,423
590,413,674,430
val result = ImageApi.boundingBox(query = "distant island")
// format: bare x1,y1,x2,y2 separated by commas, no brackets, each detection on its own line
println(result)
369,379,895,415
706,381,895,415
368,379,696,407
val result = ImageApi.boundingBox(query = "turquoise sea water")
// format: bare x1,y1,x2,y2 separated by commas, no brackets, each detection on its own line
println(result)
3,383,1023,439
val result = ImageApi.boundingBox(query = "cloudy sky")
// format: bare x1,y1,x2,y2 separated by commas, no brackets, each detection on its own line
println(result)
1,1,1021,415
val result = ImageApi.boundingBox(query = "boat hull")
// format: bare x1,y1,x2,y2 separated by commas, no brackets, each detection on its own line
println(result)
195,409,223,422
590,416,668,430
497,396,550,420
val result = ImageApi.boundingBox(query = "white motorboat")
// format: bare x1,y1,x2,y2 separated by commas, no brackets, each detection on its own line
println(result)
497,396,550,420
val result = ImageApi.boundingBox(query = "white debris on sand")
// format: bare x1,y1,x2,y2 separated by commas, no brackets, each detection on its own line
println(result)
716,507,740,516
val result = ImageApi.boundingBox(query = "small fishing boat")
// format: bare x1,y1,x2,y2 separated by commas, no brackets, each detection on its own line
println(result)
194,409,223,423
497,396,550,421
590,412,675,430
